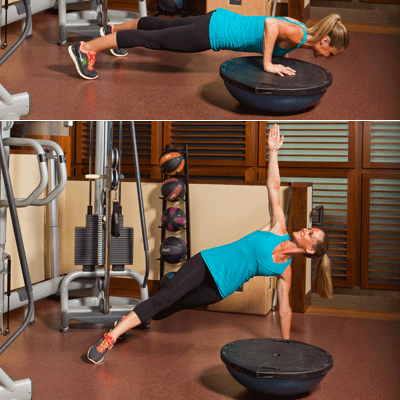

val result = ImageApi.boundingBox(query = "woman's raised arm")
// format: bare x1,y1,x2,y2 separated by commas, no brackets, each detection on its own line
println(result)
264,124,286,232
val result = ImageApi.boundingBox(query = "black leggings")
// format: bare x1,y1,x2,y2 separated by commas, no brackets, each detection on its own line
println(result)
133,253,223,323
116,12,213,52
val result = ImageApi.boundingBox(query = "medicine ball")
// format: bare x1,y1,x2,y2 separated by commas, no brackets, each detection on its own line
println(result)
160,236,187,264
160,271,176,289
158,0,186,13
161,178,186,202
159,150,185,175
162,207,187,232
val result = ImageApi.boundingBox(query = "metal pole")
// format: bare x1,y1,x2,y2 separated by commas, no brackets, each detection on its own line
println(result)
103,122,113,314
94,121,107,216
130,122,149,288
183,145,191,259
88,121,94,214
103,183,112,314
47,150,60,279
0,124,10,334
272,0,277,16
101,0,108,28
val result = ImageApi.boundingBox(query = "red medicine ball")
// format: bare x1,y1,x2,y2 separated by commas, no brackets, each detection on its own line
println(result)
161,178,186,202
159,150,185,175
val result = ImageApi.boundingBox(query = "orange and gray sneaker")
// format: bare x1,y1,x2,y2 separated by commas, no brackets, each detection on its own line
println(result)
87,333,116,364
68,42,98,80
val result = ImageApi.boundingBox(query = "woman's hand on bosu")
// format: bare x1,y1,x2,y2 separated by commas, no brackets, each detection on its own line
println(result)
264,63,296,76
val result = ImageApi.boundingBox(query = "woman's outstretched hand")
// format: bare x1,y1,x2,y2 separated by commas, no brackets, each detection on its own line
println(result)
264,63,296,76
268,124,284,151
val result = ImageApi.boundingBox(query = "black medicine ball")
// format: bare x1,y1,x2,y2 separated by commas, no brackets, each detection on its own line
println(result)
161,178,186,202
162,207,187,232
159,150,185,175
158,0,186,13
159,236,187,264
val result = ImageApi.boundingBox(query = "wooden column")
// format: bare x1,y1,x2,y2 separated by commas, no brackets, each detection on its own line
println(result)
288,0,310,23
287,182,313,313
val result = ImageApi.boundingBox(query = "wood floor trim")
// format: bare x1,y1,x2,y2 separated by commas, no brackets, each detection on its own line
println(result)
306,305,400,321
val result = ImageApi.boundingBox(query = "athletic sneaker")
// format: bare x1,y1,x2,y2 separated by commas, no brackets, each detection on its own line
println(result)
100,26,128,57
68,42,98,80
87,333,116,364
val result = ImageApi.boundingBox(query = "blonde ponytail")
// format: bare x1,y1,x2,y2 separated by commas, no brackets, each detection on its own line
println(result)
304,232,333,298
312,254,333,299
306,14,350,50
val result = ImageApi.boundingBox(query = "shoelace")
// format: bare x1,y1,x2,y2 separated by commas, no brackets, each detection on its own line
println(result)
87,52,96,71
96,333,116,353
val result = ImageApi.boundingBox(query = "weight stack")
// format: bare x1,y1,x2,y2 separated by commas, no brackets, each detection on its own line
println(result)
75,215,105,271
110,215,134,271
75,214,134,271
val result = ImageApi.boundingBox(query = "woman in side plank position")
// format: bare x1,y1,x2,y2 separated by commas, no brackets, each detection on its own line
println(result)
87,123,333,364
69,8,349,80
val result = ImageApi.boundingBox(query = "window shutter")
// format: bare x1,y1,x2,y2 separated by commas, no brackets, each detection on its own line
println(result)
363,122,400,169
163,121,256,182
112,122,154,165
361,174,400,290
259,121,355,168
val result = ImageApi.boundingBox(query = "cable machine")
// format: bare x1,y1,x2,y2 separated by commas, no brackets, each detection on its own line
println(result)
60,121,150,331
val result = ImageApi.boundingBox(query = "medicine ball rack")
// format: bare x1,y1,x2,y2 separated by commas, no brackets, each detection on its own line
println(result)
159,144,191,282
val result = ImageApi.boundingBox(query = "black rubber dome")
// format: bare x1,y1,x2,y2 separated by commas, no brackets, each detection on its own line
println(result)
221,338,333,395
221,338,333,379
220,56,333,112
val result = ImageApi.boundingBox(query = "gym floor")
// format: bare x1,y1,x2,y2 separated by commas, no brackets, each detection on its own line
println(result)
1,298,399,399
1,10,400,120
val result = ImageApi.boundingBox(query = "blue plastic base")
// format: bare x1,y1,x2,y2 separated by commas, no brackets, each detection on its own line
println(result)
224,81,326,113
226,365,326,396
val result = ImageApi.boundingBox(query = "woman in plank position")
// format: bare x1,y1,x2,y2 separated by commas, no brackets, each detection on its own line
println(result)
69,8,349,80
87,123,332,364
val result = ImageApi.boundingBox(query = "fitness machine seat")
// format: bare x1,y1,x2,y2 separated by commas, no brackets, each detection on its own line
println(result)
221,338,333,396
220,56,332,113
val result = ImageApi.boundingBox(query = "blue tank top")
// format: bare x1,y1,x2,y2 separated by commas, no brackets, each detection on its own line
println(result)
201,231,292,298
208,8,308,56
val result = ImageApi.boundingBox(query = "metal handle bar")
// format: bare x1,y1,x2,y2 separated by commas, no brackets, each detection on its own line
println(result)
31,140,67,206
0,137,48,208
0,0,32,67
0,133,34,355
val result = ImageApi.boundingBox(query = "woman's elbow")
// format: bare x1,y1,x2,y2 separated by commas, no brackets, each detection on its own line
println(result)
267,182,281,192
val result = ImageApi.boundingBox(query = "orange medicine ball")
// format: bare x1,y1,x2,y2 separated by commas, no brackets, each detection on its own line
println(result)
159,150,185,175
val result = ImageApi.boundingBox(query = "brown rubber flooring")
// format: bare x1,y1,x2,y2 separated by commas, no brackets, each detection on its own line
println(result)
1,11,400,120
1,297,400,399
